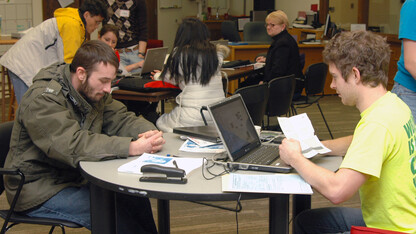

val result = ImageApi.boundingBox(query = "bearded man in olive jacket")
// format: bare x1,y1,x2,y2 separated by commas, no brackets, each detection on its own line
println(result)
4,40,164,233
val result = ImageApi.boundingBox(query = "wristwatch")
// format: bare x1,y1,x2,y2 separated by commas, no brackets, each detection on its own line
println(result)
138,52,145,56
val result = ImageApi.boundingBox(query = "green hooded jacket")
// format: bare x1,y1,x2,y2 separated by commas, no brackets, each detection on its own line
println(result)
4,62,156,212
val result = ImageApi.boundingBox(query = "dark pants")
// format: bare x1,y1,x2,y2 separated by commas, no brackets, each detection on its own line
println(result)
293,207,365,234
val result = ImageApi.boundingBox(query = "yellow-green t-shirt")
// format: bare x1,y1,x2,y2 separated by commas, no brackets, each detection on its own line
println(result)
340,92,416,233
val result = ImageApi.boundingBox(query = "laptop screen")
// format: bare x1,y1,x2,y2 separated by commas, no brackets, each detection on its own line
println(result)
131,47,168,76
208,94,261,161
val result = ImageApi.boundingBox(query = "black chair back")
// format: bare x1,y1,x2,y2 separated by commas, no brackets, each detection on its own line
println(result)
234,83,269,126
267,74,296,117
221,21,241,42
305,62,328,95
0,121,13,193
243,21,272,43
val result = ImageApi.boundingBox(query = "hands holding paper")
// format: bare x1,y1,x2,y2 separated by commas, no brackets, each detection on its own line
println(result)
279,138,304,166
129,130,166,156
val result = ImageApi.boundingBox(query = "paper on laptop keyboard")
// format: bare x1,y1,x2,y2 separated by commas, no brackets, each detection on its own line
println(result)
278,113,331,158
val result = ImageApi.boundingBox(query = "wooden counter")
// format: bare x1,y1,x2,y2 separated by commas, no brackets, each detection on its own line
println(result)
227,33,401,94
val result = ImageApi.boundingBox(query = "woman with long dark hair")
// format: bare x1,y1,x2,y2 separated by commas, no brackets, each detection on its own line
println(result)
154,18,229,132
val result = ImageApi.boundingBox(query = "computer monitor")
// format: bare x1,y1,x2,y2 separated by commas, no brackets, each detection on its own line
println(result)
323,13,337,39
323,13,331,38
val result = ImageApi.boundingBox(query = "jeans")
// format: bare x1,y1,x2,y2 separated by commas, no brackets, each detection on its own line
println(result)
8,70,28,104
119,49,144,74
293,207,366,234
391,82,416,121
26,186,157,233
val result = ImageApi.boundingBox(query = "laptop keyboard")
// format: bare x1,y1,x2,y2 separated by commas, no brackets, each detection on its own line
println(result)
239,145,279,165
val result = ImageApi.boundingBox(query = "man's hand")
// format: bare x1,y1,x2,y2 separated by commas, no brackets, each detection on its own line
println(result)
256,56,266,63
129,130,165,156
137,60,144,68
279,138,304,166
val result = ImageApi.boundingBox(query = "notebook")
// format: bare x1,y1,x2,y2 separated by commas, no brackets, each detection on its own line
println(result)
207,94,292,173
130,47,169,78
173,126,221,143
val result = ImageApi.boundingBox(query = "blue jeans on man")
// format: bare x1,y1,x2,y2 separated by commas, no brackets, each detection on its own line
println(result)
391,82,416,121
26,185,157,233
8,70,28,105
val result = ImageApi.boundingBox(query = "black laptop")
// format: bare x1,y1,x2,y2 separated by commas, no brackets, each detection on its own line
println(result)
207,94,291,173
173,125,221,143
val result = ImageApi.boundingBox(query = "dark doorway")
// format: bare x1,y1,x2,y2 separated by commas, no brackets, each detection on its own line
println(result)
145,0,158,39
253,0,274,11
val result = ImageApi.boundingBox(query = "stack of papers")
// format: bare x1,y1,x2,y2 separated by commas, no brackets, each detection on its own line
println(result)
278,113,331,158
118,153,202,175
222,173,312,194
179,138,225,153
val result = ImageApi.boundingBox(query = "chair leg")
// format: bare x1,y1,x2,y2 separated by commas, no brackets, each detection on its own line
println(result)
291,105,298,116
266,115,270,130
316,103,333,139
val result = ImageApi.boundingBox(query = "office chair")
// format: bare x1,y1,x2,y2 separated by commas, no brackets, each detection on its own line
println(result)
221,21,241,42
291,62,334,139
0,121,82,234
234,83,269,126
243,21,272,43
265,74,296,130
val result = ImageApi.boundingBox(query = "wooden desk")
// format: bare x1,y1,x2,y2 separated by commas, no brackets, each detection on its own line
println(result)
227,44,270,62
226,44,336,94
0,36,19,122
222,66,259,94
111,89,180,114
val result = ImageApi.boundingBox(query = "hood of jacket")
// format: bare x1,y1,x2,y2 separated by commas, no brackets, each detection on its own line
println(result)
54,7,83,25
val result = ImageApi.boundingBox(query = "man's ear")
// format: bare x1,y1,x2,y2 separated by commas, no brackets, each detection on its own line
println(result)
83,11,89,19
75,67,87,83
351,67,361,84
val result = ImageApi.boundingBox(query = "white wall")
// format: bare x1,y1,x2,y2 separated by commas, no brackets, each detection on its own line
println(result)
157,0,253,50
275,0,319,26
157,1,198,50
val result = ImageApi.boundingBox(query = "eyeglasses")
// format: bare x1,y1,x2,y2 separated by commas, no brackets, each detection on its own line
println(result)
265,23,276,28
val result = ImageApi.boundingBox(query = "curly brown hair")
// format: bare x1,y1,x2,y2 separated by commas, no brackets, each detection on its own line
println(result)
322,30,390,88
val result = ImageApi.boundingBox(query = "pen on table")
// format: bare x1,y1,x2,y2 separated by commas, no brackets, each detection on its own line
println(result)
166,154,179,157
172,160,179,169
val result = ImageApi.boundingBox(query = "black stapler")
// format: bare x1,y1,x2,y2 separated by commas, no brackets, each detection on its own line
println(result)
139,164,187,184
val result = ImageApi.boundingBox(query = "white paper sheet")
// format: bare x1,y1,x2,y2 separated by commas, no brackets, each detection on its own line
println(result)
179,139,225,153
118,153,202,175
222,173,312,194
278,113,331,158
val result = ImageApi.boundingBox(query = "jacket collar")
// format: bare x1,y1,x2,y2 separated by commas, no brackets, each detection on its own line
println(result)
78,10,87,43
60,65,94,115
272,29,289,41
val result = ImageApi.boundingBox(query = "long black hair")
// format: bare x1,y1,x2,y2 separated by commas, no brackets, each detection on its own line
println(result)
161,18,219,86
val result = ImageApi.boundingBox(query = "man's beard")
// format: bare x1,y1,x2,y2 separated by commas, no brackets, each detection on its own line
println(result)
79,81,101,104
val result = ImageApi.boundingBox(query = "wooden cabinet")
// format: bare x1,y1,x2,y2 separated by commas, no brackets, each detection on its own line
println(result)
288,28,324,43
382,33,401,90
204,20,225,41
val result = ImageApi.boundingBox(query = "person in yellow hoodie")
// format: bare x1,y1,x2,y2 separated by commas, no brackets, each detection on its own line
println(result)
0,0,107,104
